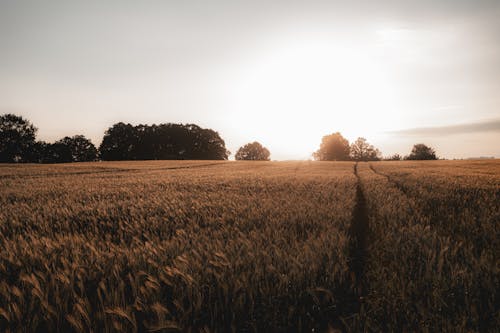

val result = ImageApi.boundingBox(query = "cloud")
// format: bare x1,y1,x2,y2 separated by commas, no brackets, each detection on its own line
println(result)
390,118,500,136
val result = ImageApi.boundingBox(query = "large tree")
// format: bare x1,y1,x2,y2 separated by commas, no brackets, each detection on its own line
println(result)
0,114,37,162
350,137,381,161
188,125,231,160
29,141,57,163
235,142,270,161
406,144,437,160
28,136,98,163
99,122,229,160
313,132,350,161
53,135,98,162
99,122,137,160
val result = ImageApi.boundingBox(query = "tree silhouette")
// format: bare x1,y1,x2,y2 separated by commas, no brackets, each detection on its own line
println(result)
188,125,231,160
406,144,437,160
313,132,350,161
25,136,97,163
0,114,37,162
53,135,98,162
28,141,56,163
99,122,229,161
1,115,230,163
350,137,381,161
99,122,137,160
235,142,270,160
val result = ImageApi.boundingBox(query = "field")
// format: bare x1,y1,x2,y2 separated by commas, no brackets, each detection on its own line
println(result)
0,160,498,332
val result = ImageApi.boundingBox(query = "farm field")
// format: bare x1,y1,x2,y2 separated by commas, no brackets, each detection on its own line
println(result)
0,160,499,332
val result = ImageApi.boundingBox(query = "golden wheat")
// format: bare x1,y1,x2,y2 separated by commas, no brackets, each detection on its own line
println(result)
0,161,356,332
0,160,498,331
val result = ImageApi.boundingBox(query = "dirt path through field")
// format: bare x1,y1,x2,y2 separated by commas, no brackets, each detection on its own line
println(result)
348,163,370,299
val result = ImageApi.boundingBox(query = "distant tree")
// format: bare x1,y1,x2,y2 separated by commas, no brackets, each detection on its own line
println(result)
187,125,230,160
99,122,229,161
406,144,437,160
99,122,137,160
24,141,46,163
29,141,57,163
53,135,98,162
385,153,402,161
235,142,270,161
313,132,350,161
49,141,73,163
0,114,37,162
350,137,381,161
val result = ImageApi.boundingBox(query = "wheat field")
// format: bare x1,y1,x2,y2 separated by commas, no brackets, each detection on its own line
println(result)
0,160,498,332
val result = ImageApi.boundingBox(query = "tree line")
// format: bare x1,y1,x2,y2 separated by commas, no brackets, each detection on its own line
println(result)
99,122,230,161
0,114,229,163
314,132,437,161
0,114,437,163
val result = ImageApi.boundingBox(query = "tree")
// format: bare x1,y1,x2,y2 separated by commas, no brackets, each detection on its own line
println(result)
29,141,58,163
188,126,230,160
406,144,437,160
48,141,73,163
99,122,137,160
0,114,37,162
385,153,402,161
235,142,270,161
53,135,98,162
350,137,381,161
313,132,350,161
99,122,230,161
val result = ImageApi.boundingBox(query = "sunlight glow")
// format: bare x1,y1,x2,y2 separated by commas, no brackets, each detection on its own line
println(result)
222,39,401,159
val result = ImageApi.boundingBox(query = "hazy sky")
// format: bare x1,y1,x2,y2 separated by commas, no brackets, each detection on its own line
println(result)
1,0,499,159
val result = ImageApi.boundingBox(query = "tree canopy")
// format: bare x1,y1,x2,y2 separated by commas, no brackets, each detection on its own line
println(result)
350,137,381,161
313,132,350,161
24,136,97,163
406,144,438,160
54,136,98,162
99,122,230,161
235,142,271,161
0,114,37,162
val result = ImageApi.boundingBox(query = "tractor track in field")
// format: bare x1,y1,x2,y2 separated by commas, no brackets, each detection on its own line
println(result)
0,162,224,180
368,163,423,217
348,163,370,301
332,162,370,332
368,163,411,196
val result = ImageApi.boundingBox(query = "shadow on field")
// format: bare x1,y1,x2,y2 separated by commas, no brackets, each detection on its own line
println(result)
326,163,371,332
342,163,371,329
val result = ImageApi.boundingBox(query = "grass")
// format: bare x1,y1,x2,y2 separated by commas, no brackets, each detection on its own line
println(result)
0,160,498,332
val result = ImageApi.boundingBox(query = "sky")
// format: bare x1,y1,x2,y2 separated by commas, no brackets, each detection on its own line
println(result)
1,0,499,160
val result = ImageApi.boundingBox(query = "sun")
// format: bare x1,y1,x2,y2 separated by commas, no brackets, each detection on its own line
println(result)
221,38,400,159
